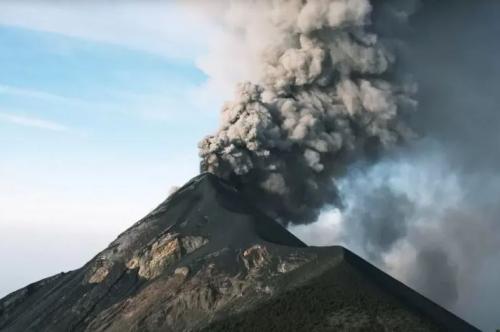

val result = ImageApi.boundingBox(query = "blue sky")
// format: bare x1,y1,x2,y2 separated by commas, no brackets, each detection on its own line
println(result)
0,3,222,297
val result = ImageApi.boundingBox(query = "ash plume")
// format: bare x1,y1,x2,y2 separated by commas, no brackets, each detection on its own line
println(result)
187,0,500,330
196,0,417,224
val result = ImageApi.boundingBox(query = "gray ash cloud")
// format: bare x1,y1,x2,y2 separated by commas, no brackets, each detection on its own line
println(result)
197,0,416,224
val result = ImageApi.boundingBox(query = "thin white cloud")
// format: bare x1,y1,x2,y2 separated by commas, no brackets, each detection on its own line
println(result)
0,112,70,132
0,84,82,105
0,2,229,116
0,1,215,60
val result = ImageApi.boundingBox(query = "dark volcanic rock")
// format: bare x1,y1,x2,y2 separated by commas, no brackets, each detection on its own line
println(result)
0,173,478,332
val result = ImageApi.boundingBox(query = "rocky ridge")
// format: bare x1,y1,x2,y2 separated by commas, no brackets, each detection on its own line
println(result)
0,173,479,331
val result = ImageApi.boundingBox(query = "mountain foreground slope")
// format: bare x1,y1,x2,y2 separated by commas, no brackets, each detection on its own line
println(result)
0,173,479,331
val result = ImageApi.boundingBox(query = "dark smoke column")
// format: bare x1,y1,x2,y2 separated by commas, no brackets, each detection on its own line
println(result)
198,0,416,224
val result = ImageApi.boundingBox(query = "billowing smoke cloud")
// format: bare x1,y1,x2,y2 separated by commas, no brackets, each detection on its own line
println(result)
317,141,500,329
185,0,500,330
340,173,413,264
412,247,458,307
195,0,417,223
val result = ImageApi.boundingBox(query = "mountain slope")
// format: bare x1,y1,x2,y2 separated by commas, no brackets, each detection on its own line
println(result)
0,173,479,331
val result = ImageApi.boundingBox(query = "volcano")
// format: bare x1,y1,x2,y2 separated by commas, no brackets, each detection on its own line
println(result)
0,173,478,331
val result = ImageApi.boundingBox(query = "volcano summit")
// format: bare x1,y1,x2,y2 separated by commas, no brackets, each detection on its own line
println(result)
0,174,478,331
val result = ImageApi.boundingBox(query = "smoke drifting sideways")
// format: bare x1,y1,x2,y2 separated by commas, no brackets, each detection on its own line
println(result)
195,0,417,224
293,1,500,330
